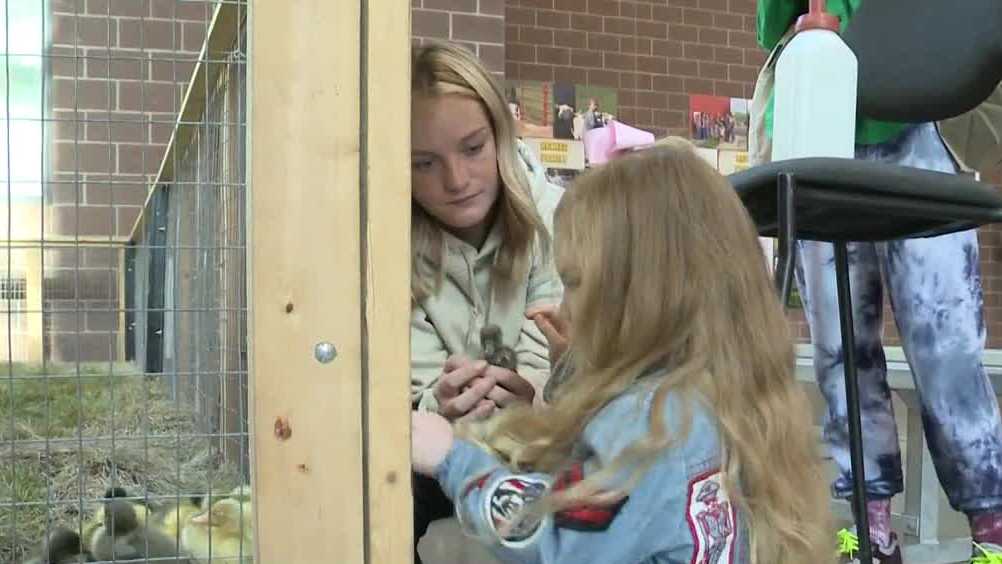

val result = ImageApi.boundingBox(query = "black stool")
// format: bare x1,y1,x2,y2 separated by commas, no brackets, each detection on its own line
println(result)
730,159,1002,561
737,0,1002,559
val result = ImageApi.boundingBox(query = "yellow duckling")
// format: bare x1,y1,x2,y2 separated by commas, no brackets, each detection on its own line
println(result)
181,496,254,563
156,495,205,541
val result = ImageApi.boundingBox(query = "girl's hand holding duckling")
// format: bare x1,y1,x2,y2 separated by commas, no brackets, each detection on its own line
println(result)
412,411,454,477
433,355,497,422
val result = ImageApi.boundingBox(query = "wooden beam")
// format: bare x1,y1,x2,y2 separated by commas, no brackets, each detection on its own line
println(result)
248,1,366,563
127,0,242,242
362,0,413,562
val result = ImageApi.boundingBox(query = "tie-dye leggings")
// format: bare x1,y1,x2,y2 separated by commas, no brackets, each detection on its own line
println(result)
795,122,1002,513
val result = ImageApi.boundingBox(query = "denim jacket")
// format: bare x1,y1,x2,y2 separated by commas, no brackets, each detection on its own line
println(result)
435,380,751,564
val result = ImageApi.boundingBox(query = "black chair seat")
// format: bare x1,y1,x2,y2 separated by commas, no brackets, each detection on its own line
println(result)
729,157,1002,241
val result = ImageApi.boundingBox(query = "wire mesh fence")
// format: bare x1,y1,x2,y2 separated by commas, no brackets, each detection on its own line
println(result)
0,1,251,562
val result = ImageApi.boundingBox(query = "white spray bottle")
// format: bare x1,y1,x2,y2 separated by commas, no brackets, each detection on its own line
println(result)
772,0,858,161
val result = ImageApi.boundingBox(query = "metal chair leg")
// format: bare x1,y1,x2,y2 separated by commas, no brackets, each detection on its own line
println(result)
775,173,797,305
834,241,872,563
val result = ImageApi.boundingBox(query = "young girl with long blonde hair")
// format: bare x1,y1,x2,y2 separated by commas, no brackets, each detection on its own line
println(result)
413,139,833,563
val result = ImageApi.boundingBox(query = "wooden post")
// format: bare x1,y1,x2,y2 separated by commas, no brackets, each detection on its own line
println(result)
248,1,412,562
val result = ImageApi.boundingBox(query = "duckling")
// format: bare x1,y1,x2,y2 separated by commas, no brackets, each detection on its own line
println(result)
88,498,192,563
80,486,155,553
23,526,94,564
181,497,254,563
481,324,518,371
155,495,205,542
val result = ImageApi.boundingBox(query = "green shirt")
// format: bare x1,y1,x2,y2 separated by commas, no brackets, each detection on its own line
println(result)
757,0,910,145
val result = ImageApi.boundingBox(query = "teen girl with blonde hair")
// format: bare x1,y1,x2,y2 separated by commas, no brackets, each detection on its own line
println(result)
413,139,833,564
408,41,564,562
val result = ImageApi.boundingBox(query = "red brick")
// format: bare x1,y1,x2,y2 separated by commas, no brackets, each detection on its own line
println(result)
119,18,181,51
605,52,636,71
636,73,653,90
52,78,115,111
699,61,727,80
506,60,520,78
588,0,619,16
728,0,756,14
684,42,714,61
652,39,683,58
728,30,758,49
150,0,208,20
116,206,142,237
636,91,666,109
588,33,619,51
668,93,690,110
587,68,619,87
480,0,505,15
622,2,652,19
744,15,757,33
571,49,603,68
479,44,505,73
182,21,206,52
555,0,581,9
617,107,636,123
637,20,668,39
554,29,587,49
554,66,580,84
52,205,115,237
412,9,450,38
604,17,636,35
117,80,178,113
117,143,161,175
52,15,114,48
621,36,651,55
453,14,504,43
85,120,144,144
714,80,745,97
654,74,684,92
424,0,475,9
714,46,743,64
714,12,744,30
728,64,758,83
668,23,699,42
521,0,554,8
521,63,554,82
633,108,653,125
538,10,571,28
683,8,714,27
508,7,536,26
669,58,699,77
538,46,570,65
699,27,728,46
521,26,555,45
637,55,667,74
571,14,603,32
508,43,537,63
620,72,637,90
618,90,636,106
52,0,84,14
653,5,683,23
684,77,714,94
744,48,767,67
506,24,520,43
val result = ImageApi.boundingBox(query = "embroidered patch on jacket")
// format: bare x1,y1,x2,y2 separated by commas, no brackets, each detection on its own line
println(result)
552,463,628,531
484,475,548,546
462,470,495,498
685,470,737,564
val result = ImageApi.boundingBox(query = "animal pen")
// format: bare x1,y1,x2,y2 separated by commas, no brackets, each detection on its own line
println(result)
1,1,412,562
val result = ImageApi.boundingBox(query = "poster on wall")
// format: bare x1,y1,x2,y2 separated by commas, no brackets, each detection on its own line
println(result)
505,80,618,141
689,94,750,150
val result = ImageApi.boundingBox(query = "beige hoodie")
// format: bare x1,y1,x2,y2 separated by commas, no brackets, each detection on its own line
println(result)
411,140,565,412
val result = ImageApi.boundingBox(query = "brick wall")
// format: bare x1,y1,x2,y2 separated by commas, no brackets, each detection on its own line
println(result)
504,0,1002,348
45,0,209,361
412,0,507,74
505,0,762,138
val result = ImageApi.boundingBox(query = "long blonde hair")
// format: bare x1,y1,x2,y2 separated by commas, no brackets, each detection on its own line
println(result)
466,139,832,563
410,41,549,301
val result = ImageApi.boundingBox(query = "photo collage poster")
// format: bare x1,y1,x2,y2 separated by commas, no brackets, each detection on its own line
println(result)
505,80,619,188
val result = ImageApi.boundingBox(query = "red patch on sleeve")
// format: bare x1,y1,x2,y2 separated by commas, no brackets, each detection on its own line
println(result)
552,463,628,531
